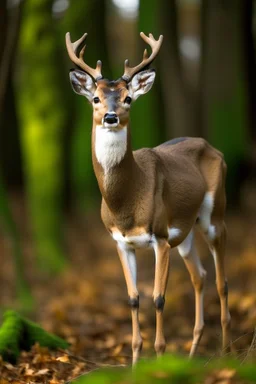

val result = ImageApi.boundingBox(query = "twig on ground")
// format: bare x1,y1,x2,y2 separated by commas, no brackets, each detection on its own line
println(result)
240,327,256,364
204,331,255,366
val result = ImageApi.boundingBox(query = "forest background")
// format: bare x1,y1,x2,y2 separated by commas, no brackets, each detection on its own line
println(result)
0,0,256,382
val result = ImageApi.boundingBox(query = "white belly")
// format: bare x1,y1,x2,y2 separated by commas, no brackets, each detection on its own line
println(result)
112,231,154,249
112,226,186,250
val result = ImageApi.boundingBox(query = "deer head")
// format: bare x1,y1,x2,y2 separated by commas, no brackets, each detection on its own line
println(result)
66,32,163,130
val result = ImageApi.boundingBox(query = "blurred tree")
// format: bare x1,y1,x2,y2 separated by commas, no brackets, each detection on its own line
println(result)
244,0,256,142
0,0,32,308
18,0,67,273
0,0,22,186
131,0,164,149
159,0,196,138
61,0,112,211
0,173,33,310
200,0,250,198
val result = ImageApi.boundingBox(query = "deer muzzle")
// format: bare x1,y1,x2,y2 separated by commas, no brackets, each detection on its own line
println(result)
103,112,119,127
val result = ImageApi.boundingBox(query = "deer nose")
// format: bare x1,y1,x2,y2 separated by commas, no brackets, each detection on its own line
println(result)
103,112,118,124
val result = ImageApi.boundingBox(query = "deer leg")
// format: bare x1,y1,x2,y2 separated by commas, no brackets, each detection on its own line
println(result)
178,231,206,357
116,243,142,364
209,223,231,353
153,239,170,356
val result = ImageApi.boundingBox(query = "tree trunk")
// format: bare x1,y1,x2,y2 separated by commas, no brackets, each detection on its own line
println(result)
17,0,67,273
0,1,32,308
0,1,22,186
130,0,164,149
159,0,195,138
200,0,250,199
243,0,256,142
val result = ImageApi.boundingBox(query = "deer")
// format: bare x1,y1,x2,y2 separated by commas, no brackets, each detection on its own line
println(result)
65,31,231,364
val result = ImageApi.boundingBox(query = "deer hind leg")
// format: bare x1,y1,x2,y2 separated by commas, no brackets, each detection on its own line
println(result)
116,243,142,365
153,239,171,356
208,222,231,353
199,158,230,352
199,199,231,351
178,229,206,357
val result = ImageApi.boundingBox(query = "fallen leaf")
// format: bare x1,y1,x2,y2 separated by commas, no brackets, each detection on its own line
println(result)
72,362,86,376
24,367,34,376
56,355,70,363
4,363,15,370
35,368,50,375
111,343,123,356
215,369,236,379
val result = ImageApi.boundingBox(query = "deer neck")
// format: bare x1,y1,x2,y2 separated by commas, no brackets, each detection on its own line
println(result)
92,122,138,212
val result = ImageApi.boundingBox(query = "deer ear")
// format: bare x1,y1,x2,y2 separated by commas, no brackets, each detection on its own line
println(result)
129,69,156,101
69,69,96,101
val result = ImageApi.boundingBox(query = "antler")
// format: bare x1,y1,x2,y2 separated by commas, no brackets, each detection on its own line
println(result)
65,32,103,81
122,32,163,82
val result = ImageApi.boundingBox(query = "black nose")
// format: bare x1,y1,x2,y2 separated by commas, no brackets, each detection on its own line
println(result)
104,113,118,124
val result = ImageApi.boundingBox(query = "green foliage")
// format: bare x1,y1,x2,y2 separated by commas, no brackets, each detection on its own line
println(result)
17,0,67,273
0,310,69,363
71,355,256,384
71,356,200,384
209,81,249,195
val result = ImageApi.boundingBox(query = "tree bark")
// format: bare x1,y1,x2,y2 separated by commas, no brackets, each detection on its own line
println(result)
0,1,22,186
17,0,67,273
200,0,250,198
159,0,195,138
0,1,32,308
130,0,164,150
243,0,256,142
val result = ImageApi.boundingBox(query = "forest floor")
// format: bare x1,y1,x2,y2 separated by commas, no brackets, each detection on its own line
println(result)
0,195,256,383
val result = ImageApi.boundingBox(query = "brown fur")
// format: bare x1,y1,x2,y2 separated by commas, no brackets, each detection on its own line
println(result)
93,79,129,128
67,31,231,362
90,79,226,238
90,102,230,361
92,129,226,245
69,71,230,363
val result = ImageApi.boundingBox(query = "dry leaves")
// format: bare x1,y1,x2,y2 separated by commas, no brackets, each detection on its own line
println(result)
0,345,91,383
0,211,256,383
204,369,238,384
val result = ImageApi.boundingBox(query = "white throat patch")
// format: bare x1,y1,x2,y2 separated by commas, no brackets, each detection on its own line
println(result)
95,125,127,174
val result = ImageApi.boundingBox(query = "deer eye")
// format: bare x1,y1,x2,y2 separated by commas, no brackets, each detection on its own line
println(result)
124,96,132,105
93,97,100,104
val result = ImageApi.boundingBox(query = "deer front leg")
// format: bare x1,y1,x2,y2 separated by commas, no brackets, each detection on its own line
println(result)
153,239,170,356
116,243,142,365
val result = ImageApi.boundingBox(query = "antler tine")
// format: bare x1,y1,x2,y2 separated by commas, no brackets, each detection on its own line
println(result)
122,32,163,82
71,32,88,53
96,60,102,73
65,32,103,81
143,49,148,60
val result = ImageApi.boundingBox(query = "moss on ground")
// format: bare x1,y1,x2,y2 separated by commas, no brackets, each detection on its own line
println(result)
0,310,69,363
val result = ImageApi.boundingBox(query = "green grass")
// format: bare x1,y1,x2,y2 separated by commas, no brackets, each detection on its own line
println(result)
70,354,256,384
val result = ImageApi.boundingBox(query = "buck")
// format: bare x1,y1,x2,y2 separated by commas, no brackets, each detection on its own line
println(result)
65,31,231,363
